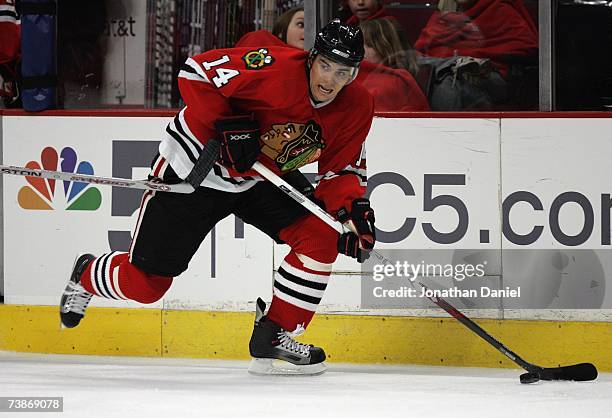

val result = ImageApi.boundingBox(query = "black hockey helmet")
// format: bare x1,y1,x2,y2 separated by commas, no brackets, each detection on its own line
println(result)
311,19,365,68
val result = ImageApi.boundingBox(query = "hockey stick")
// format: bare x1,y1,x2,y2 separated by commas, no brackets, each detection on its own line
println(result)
0,140,221,194
251,161,598,383
0,164,195,193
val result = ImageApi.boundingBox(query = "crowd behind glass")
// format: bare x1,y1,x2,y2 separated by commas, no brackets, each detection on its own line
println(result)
1,0,611,111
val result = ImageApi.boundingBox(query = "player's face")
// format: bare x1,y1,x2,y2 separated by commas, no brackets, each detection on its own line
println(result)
348,0,379,21
309,56,355,102
286,11,305,49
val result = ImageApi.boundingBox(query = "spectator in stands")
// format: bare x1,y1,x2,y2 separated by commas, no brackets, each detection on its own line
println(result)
0,0,20,108
414,0,538,109
272,7,305,49
357,18,429,111
236,7,304,49
361,18,418,76
415,0,538,79
345,0,388,25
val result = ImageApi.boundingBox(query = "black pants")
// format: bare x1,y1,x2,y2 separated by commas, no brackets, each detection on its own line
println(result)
130,181,310,277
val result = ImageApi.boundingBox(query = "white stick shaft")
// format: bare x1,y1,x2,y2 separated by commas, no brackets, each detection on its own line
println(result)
251,162,345,234
0,164,195,194
251,162,395,266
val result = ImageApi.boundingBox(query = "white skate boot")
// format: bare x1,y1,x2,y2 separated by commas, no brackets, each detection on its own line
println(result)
59,254,95,329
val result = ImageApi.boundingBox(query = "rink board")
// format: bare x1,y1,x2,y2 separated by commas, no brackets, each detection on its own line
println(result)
2,114,612,317
1,112,612,368
0,304,611,371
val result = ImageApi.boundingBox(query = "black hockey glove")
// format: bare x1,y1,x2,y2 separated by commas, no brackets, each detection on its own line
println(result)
215,116,260,173
337,198,376,263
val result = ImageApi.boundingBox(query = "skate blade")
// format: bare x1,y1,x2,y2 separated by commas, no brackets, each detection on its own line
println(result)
248,358,327,376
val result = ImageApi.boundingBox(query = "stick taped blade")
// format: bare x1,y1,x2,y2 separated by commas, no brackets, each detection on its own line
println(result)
540,363,598,381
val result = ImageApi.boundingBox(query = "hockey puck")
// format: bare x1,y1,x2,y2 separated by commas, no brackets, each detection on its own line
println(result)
520,372,540,384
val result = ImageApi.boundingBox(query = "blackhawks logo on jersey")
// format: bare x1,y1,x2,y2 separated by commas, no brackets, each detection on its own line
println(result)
261,121,325,172
242,48,274,70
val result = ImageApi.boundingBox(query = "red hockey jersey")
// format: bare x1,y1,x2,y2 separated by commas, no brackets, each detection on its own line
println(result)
0,0,19,64
159,46,375,214
235,30,290,49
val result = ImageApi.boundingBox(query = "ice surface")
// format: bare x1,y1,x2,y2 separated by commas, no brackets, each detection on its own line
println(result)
0,351,610,418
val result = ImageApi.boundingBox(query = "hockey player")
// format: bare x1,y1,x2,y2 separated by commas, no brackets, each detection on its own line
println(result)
59,19,376,375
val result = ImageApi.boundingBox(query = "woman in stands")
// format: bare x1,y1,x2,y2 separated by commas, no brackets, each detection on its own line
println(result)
361,18,419,76
358,18,429,111
235,7,304,49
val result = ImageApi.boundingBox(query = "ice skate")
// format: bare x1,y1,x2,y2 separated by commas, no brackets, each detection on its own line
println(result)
248,298,327,376
59,254,95,329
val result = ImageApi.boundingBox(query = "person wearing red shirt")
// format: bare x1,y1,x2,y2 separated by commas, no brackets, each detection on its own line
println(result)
415,0,538,78
357,61,429,111
358,18,429,111
0,0,20,107
59,20,376,376
345,0,388,25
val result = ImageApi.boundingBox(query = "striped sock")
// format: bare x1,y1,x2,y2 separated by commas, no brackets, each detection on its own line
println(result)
80,252,127,300
267,251,332,331
80,252,173,304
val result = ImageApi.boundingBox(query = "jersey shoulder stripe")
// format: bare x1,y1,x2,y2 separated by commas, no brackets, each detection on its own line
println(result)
173,110,203,153
179,58,211,83
165,124,197,165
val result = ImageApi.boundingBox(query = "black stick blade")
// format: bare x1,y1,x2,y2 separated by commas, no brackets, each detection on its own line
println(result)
539,363,598,381
185,140,221,189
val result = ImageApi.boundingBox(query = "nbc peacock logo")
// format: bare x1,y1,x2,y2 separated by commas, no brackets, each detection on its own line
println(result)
18,146,102,211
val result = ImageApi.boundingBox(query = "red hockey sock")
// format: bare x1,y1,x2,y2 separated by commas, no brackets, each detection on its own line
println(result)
79,252,173,304
79,260,97,295
267,251,332,332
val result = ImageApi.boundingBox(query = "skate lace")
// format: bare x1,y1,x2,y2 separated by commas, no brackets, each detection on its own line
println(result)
64,282,93,315
277,324,310,357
